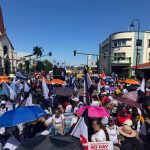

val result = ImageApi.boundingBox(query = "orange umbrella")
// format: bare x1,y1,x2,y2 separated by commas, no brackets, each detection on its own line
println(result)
0,76,8,79
39,78,51,84
124,79,140,85
49,79,65,85
118,79,123,83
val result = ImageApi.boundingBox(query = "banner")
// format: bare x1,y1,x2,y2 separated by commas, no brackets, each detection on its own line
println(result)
88,142,113,150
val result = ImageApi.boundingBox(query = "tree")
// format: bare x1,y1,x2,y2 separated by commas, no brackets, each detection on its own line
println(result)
25,60,30,74
18,63,23,70
33,46,43,60
36,61,45,72
43,59,53,73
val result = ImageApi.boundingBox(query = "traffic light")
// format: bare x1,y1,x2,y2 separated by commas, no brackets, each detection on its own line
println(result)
49,52,52,56
74,50,76,56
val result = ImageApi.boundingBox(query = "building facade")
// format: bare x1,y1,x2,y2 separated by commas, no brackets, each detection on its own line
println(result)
99,31,150,76
0,7,17,75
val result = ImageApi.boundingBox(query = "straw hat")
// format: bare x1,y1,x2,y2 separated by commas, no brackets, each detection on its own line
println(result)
123,119,133,127
118,125,137,138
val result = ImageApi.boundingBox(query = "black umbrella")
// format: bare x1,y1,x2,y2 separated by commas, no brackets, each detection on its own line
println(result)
53,87,75,96
16,135,83,150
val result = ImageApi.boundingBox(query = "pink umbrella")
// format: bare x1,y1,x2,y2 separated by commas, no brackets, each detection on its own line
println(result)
122,91,138,101
75,106,109,118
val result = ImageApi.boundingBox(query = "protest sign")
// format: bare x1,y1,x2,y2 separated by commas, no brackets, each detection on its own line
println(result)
88,141,113,150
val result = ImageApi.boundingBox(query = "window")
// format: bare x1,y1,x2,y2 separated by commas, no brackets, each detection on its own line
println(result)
113,39,131,47
148,39,150,47
114,53,126,60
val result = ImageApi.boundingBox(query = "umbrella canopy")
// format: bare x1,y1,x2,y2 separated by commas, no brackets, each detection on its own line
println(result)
16,135,83,150
53,87,75,96
0,106,47,127
115,97,142,108
49,79,65,85
109,86,117,92
122,91,138,101
76,106,109,118
76,88,84,96
124,79,140,85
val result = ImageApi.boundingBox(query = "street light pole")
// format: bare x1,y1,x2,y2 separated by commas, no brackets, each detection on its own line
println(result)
130,18,141,78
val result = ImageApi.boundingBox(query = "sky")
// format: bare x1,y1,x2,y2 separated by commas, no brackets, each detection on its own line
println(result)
0,0,150,66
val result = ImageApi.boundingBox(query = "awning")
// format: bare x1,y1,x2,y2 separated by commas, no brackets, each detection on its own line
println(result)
124,62,150,70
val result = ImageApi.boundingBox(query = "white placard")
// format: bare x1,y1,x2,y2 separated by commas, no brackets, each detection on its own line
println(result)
88,141,113,150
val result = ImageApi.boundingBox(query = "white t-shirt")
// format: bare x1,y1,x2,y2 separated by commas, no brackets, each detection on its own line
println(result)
106,125,118,143
65,104,72,113
3,135,20,150
91,101,100,107
52,114,65,128
91,129,106,142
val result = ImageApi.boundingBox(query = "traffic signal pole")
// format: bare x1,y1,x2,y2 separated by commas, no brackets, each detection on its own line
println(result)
73,50,100,73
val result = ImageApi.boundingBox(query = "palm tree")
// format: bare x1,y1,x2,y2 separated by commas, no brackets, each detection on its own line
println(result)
33,46,43,60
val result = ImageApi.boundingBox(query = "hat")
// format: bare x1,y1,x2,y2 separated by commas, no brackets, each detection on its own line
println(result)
72,97,79,102
118,125,137,138
123,119,133,127
1,100,6,105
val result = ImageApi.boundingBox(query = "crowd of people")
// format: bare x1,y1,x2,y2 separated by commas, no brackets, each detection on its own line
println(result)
0,71,150,150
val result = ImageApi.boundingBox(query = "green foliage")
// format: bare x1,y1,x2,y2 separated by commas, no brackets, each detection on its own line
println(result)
25,60,30,74
33,46,43,57
43,59,53,73
36,61,45,72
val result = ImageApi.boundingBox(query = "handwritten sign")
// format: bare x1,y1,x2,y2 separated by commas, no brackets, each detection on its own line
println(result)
88,141,113,150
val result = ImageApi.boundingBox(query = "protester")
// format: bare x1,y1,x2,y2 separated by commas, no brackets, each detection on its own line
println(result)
52,109,65,135
118,125,144,150
91,119,109,142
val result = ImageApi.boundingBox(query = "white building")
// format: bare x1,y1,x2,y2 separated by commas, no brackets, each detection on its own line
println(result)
99,31,150,76
0,7,17,75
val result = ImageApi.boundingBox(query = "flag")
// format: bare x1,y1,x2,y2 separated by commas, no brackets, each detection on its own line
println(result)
97,79,101,93
19,93,33,107
24,82,30,92
71,109,88,150
10,77,17,93
42,77,49,99
2,82,16,100
137,79,146,103
16,72,27,79
83,68,92,105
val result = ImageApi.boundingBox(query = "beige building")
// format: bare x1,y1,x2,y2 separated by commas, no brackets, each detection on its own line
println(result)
99,31,150,76
0,7,17,75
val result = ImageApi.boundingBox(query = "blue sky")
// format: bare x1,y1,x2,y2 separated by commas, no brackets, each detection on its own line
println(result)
0,0,150,66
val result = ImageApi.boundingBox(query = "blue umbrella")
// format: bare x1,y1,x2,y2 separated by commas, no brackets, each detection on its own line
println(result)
0,106,47,127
